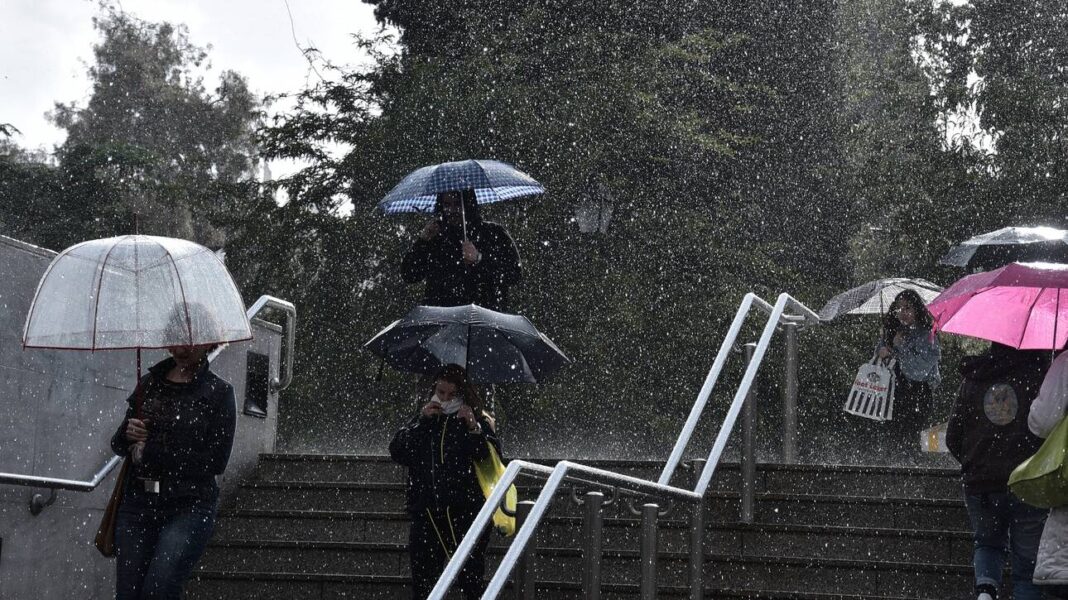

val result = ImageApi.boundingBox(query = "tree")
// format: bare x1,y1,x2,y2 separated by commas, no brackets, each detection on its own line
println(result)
46,6,261,247
257,0,855,449
921,0,1067,229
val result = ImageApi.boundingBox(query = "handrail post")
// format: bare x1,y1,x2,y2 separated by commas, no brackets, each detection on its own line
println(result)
741,342,757,524
783,321,799,464
581,492,604,600
689,458,706,600
640,503,659,600
513,501,537,600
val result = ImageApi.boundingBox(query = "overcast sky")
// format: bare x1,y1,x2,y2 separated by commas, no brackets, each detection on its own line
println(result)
2,0,381,153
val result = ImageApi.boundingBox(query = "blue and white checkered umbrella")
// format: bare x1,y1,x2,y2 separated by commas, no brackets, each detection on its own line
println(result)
377,159,544,215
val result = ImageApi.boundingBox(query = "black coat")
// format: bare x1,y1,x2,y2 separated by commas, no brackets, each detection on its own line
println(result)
946,345,1049,493
401,220,522,312
389,410,501,514
110,358,236,500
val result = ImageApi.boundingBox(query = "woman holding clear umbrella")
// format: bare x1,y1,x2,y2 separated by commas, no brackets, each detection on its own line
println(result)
110,306,236,600
21,234,250,599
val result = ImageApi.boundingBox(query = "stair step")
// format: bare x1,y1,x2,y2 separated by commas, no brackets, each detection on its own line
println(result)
196,539,972,596
188,570,957,600
188,570,961,600
231,481,969,530
212,508,969,562
192,454,976,599
255,454,963,499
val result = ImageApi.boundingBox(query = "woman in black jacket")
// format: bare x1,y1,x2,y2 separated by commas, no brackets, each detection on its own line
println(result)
110,343,236,600
389,364,500,599
946,342,1050,600
400,189,523,312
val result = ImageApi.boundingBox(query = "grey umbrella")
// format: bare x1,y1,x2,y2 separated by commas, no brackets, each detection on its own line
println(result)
818,278,943,322
364,304,570,384
939,226,1068,270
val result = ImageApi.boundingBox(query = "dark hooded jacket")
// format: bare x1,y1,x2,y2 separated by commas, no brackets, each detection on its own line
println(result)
389,409,501,514
110,357,236,501
401,192,522,312
946,344,1050,493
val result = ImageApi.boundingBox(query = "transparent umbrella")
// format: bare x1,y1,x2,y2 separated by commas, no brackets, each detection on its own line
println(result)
818,277,943,321
23,235,251,350
22,235,252,412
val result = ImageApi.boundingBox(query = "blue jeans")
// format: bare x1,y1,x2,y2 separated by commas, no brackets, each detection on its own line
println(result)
965,491,1047,600
114,486,218,600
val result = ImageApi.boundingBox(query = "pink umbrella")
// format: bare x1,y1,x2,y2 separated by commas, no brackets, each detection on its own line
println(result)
928,262,1068,350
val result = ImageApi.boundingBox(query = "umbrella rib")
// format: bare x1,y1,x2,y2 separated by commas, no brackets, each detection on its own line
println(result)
90,235,128,350
208,245,251,341
135,234,141,347
1017,287,1047,348
159,242,194,346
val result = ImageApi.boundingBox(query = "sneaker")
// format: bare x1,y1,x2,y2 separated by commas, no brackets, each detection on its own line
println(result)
976,582,997,600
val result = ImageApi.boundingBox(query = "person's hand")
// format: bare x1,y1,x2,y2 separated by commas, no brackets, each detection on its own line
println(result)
893,332,904,347
456,404,480,432
130,442,145,466
462,240,481,265
125,418,149,443
420,400,443,419
877,346,892,359
420,219,441,241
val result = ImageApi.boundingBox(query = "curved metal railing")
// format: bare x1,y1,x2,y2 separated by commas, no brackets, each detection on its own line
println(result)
428,292,821,599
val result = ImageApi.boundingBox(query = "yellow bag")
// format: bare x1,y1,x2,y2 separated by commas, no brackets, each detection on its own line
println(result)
473,442,517,537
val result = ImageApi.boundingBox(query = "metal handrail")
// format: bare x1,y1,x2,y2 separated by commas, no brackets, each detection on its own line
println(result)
1,294,295,494
659,292,816,486
691,293,819,496
427,292,821,599
0,456,123,491
429,460,701,599
211,294,297,391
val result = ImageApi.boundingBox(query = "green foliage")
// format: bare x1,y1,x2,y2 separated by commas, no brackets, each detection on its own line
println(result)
256,1,853,452
5,0,1067,458
1,6,263,249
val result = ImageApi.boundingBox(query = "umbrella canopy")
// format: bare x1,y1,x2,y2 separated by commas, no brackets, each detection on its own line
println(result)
377,159,544,215
927,262,1068,350
365,304,570,384
818,277,943,321
939,226,1068,270
23,235,252,350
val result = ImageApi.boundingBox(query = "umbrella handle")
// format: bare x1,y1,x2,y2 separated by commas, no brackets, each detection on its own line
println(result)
134,347,144,419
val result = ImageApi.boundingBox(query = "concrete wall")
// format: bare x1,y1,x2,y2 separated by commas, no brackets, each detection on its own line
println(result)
0,235,283,599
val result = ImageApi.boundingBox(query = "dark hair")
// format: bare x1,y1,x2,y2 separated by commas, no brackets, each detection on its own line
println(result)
432,364,484,411
890,289,934,330
434,189,481,225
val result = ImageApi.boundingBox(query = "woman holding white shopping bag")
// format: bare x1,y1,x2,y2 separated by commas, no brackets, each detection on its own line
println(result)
874,290,942,450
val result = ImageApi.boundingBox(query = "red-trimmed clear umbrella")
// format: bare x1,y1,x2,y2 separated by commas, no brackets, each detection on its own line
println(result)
22,235,252,414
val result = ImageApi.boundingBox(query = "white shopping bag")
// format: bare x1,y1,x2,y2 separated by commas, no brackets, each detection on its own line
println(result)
844,357,896,421
920,421,949,453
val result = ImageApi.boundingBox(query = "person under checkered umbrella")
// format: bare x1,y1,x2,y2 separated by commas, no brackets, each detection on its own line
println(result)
400,189,522,313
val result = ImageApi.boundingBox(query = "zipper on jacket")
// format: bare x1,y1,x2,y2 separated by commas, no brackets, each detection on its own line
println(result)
429,425,439,511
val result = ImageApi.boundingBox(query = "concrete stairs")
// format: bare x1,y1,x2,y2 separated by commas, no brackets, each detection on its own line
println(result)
188,454,977,599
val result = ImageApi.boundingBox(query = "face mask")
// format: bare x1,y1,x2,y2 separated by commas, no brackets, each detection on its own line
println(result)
433,394,463,415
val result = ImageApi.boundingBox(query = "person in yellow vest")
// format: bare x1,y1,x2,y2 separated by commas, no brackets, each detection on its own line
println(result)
389,365,499,599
